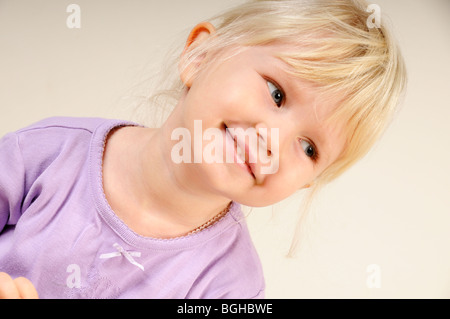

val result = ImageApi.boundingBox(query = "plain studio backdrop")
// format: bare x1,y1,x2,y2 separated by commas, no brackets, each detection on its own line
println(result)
0,0,449,298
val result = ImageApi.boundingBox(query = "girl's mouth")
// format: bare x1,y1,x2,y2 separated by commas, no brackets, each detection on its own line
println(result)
223,124,256,179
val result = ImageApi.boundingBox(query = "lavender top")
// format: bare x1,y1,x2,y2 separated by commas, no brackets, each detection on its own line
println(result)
0,117,265,299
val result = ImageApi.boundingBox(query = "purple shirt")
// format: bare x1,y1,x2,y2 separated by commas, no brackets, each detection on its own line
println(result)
0,117,265,299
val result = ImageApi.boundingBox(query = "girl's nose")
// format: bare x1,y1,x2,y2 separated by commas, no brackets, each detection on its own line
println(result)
255,121,281,175
255,122,272,156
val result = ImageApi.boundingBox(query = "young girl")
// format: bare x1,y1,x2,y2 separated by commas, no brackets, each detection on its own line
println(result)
0,0,406,298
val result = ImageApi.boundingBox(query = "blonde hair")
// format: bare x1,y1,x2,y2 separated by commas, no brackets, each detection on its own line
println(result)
143,0,407,255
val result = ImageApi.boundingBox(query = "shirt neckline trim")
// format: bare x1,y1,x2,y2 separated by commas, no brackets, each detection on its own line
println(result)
88,119,244,251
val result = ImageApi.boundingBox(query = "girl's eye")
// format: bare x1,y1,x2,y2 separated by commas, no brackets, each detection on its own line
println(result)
300,139,317,160
267,81,284,107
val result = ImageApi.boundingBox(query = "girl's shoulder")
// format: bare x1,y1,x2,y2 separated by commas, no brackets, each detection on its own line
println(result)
14,116,137,158
5,116,136,186
16,116,122,135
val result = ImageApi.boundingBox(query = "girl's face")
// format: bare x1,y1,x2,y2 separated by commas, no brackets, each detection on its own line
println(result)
165,43,347,207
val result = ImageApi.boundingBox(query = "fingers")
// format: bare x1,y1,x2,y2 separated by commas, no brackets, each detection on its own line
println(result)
0,272,20,299
14,277,39,299
0,272,39,299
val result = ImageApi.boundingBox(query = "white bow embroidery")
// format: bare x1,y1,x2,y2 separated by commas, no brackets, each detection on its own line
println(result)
99,243,144,271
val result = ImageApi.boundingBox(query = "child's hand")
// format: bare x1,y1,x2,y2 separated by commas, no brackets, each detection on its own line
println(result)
0,272,39,299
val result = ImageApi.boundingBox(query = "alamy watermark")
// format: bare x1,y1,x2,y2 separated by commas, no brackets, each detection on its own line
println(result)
366,4,381,29
366,264,382,288
66,4,81,29
66,264,81,288
65,3,381,30
171,120,279,175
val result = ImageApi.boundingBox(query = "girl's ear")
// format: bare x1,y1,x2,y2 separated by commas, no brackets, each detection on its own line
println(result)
179,22,216,87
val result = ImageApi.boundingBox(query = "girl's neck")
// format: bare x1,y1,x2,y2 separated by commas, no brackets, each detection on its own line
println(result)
102,123,231,239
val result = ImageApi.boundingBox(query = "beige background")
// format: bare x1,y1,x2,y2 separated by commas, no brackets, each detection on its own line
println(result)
0,0,449,298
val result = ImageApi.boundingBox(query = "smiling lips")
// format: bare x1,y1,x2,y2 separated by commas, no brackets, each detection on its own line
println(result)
224,125,256,179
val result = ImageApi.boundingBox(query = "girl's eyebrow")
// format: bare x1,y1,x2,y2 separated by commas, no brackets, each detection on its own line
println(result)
312,116,346,167
279,72,337,166
271,57,311,105
312,131,331,165
265,54,343,166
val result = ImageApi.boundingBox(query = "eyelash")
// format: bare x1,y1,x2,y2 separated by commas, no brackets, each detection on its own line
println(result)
265,78,320,162
266,79,285,108
300,138,320,162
